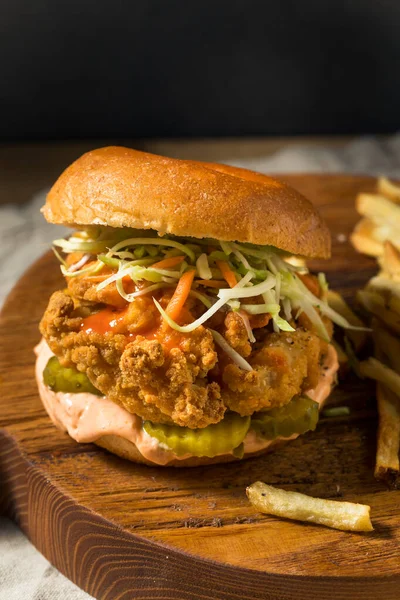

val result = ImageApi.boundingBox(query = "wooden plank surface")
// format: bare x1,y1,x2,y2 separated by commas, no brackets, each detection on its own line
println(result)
1,174,399,600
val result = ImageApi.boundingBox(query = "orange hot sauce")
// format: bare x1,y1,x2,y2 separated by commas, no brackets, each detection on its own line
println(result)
81,305,188,353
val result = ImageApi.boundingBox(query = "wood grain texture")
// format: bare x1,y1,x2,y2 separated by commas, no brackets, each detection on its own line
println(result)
1,174,399,600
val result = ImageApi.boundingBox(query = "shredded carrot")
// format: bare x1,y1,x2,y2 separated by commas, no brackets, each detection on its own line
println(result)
298,273,321,298
151,255,185,269
196,279,227,288
216,260,237,288
166,270,196,322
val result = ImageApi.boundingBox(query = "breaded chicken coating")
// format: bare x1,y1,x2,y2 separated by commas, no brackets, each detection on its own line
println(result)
40,291,223,428
40,281,328,428
221,330,322,416
67,269,128,308
223,312,252,357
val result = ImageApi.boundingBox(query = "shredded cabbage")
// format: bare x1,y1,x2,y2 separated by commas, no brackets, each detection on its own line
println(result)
318,272,329,297
234,270,254,288
67,253,91,272
210,329,253,371
52,246,68,267
98,254,121,268
109,237,196,261
282,297,292,321
241,303,280,315
196,253,212,280
227,299,241,311
61,260,104,278
153,296,228,333
262,289,295,333
53,237,117,254
232,247,252,270
96,262,182,290
208,250,229,262
275,272,281,303
148,267,182,278
237,311,256,343
218,275,275,300
116,279,172,302
220,241,233,256
53,225,363,345
188,290,213,308
273,315,297,332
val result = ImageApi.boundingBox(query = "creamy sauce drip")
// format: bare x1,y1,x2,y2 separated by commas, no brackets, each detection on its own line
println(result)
35,339,338,465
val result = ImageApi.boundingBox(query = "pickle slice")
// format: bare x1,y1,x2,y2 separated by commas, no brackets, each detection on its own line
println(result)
251,395,319,440
43,356,102,396
143,412,251,458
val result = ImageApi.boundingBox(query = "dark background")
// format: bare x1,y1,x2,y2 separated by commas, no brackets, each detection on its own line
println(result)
1,0,400,140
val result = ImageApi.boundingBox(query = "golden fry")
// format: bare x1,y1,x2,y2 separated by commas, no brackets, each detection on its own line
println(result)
377,176,400,204
375,384,400,483
359,357,400,398
246,482,373,532
373,325,400,373
356,193,400,225
350,218,383,257
357,290,400,334
327,290,367,351
389,295,400,315
379,241,400,278
350,179,400,486
366,276,400,318
367,275,400,298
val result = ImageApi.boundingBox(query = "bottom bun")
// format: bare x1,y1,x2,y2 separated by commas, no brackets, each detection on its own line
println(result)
95,433,299,468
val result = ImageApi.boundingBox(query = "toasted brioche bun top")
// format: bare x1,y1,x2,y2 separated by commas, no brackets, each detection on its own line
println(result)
42,146,330,258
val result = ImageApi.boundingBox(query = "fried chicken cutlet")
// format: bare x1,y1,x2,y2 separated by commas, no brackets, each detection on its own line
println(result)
40,270,329,428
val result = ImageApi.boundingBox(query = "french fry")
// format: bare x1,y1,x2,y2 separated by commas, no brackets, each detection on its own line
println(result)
246,482,373,532
367,275,400,299
375,383,400,484
351,180,400,259
356,193,400,227
379,241,400,278
366,277,400,318
356,289,400,334
389,295,400,316
350,178,400,485
327,290,367,351
350,218,383,257
350,234,383,257
359,357,400,398
377,176,400,204
373,324,400,373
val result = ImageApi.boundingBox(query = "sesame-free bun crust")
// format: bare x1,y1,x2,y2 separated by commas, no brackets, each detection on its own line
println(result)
43,146,330,258
95,433,293,468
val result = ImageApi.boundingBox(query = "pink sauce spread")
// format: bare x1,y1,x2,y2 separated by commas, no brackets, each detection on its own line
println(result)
35,339,338,465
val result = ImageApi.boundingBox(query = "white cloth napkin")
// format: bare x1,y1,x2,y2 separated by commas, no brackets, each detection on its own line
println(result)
0,518,92,599
1,134,400,599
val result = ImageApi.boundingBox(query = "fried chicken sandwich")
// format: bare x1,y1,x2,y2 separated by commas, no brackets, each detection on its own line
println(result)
36,146,354,466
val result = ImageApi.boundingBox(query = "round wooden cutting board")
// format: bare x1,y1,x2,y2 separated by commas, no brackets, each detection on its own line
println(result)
1,174,399,600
